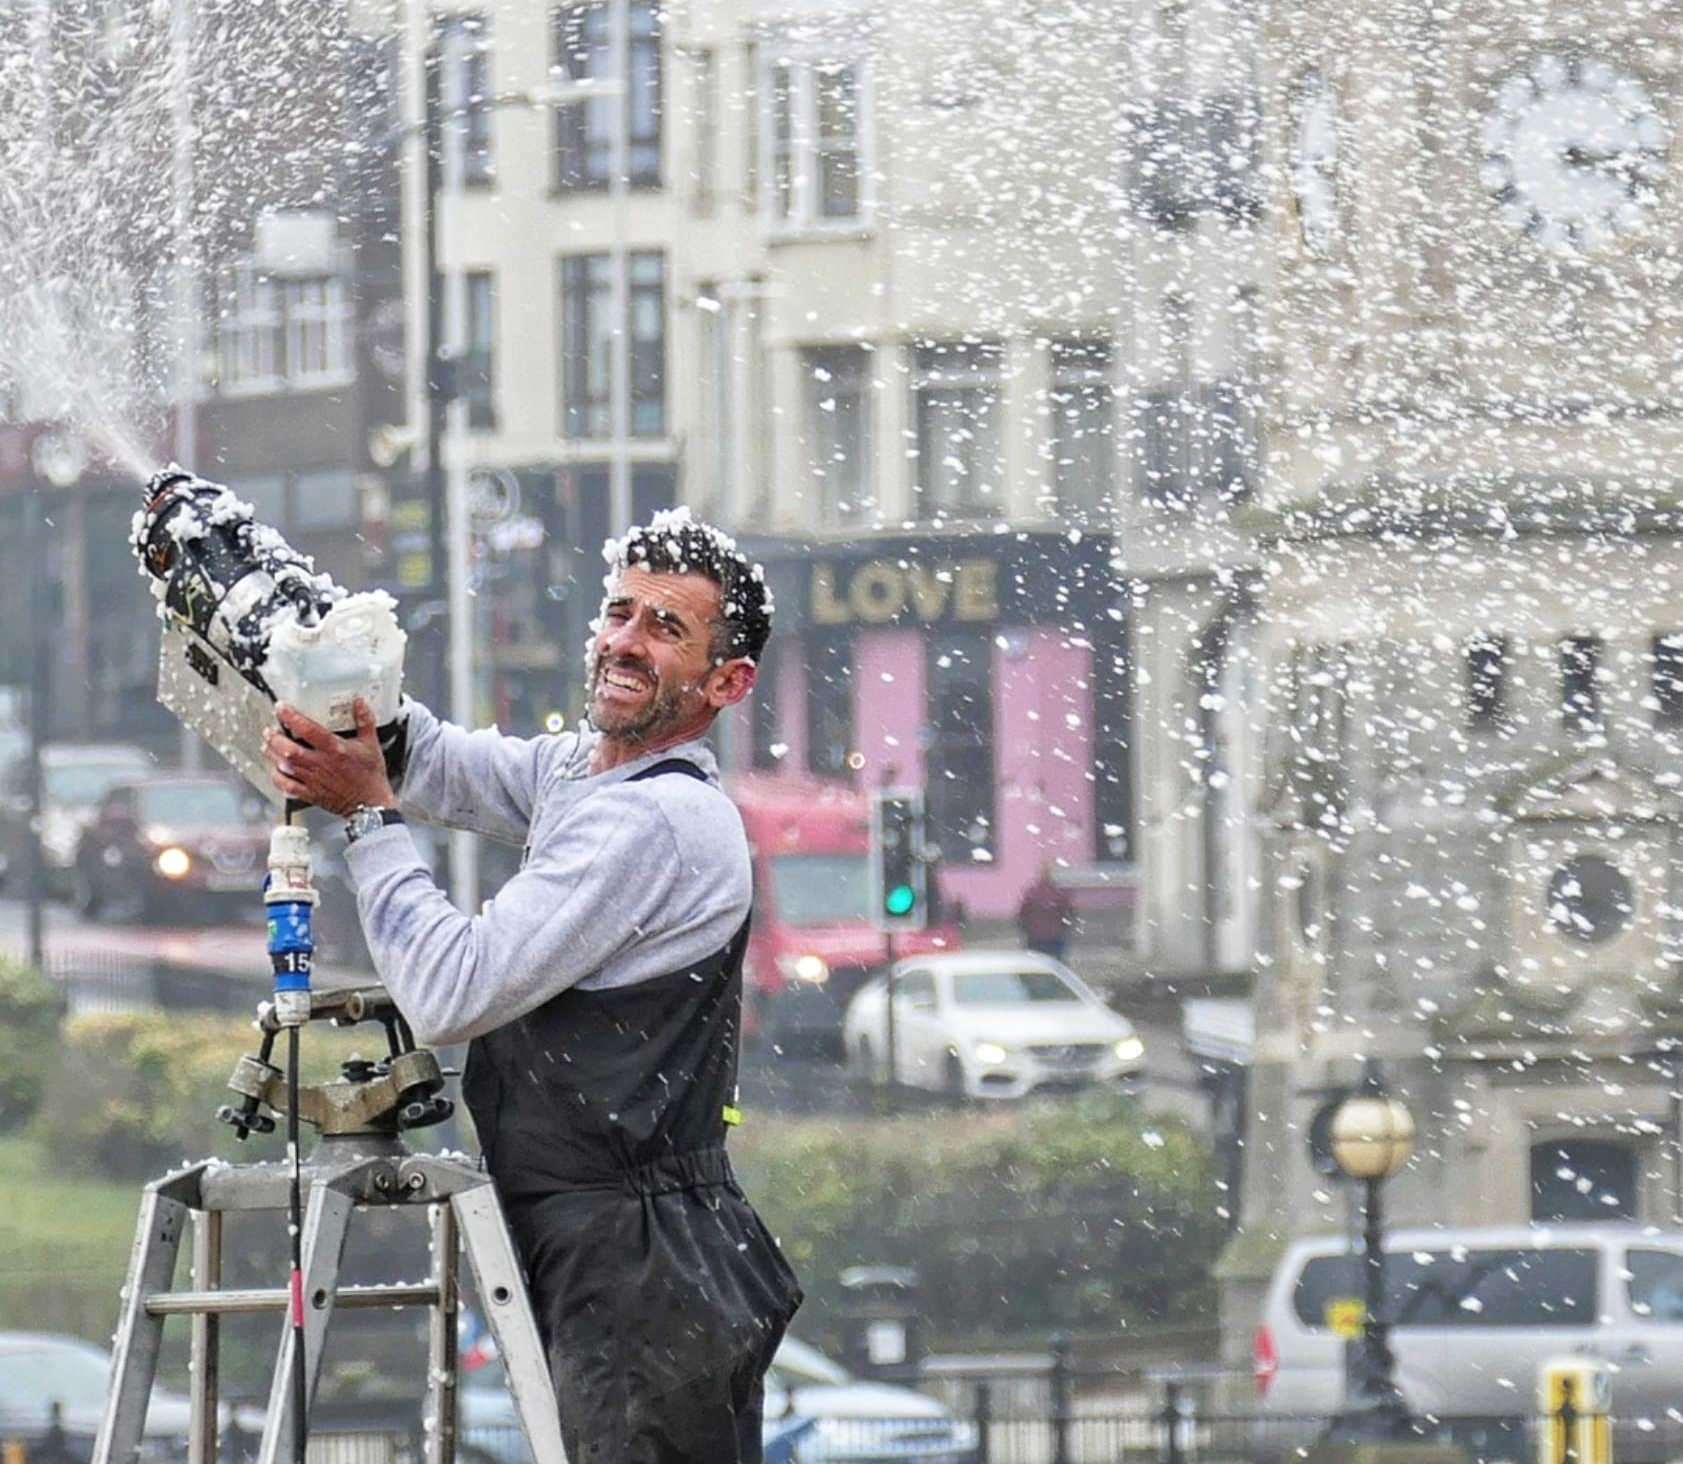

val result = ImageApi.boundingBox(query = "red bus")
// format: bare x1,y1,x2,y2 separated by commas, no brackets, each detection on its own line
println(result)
729,774,961,1054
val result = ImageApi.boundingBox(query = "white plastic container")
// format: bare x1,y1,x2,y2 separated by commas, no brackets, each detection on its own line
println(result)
262,591,406,733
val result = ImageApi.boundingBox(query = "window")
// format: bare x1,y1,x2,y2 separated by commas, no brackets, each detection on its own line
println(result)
1205,91,1263,220
627,0,661,185
896,969,936,1009
1135,389,1194,507
803,345,872,525
231,475,286,527
1466,634,1507,729
1293,1248,1598,1330
1129,93,1261,227
1654,634,1683,727
805,630,854,777
440,14,494,187
1561,635,1602,731
743,40,760,206
1136,382,1252,507
692,47,717,206
281,278,351,387
553,0,662,192
216,264,351,393
560,253,612,438
1627,1251,1683,1321
1197,380,1255,501
632,463,674,523
927,632,995,861
770,852,871,926
912,341,1004,521
293,468,358,531
1092,617,1132,862
1532,1140,1637,1221
560,253,664,439
464,271,496,430
1049,338,1115,519
762,56,868,228
1130,99,1198,229
217,263,280,389
628,251,665,437
950,969,1083,1006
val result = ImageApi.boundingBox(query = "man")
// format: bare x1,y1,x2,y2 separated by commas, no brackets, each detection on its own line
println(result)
1017,860,1073,962
262,509,801,1463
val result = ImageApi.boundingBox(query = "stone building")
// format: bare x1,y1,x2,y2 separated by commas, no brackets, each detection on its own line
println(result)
1225,0,1683,1355
402,0,1173,919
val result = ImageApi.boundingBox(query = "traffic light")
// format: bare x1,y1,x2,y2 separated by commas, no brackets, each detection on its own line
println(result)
870,788,927,932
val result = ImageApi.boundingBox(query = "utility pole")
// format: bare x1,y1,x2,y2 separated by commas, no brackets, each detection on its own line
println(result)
24,485,46,973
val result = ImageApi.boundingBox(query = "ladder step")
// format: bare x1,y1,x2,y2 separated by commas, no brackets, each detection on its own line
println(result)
146,1282,441,1316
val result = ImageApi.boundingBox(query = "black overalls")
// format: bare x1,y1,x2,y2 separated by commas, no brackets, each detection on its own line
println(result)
462,759,803,1463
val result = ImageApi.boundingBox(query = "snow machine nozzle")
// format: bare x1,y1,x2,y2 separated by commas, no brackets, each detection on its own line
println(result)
132,463,408,804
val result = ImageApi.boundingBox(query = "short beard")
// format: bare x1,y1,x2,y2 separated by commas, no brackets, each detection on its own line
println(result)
589,660,690,742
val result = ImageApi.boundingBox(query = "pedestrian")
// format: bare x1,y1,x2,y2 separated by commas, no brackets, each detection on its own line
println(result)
1018,860,1073,962
262,508,801,1463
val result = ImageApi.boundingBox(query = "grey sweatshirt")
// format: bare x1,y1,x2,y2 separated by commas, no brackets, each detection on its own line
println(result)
341,701,752,1047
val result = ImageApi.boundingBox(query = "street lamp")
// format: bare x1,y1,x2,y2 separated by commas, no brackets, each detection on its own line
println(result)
23,428,86,972
1323,1059,1416,1443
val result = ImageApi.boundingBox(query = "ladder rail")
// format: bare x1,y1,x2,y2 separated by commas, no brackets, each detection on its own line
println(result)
94,1165,207,1464
95,1151,559,1464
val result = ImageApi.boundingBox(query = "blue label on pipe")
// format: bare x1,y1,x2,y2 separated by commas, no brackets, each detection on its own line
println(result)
267,899,315,957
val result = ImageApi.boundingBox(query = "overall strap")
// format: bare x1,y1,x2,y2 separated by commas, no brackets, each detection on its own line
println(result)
626,757,709,784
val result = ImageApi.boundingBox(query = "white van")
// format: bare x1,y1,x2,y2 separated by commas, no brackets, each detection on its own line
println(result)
1256,1224,1683,1423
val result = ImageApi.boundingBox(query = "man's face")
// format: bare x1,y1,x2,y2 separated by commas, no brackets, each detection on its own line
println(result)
588,566,726,741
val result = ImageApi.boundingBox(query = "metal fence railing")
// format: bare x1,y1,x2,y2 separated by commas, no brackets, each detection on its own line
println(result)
4,1378,1672,1463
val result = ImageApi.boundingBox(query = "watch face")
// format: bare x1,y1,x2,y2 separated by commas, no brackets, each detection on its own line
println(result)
1292,70,1340,256
1481,54,1668,256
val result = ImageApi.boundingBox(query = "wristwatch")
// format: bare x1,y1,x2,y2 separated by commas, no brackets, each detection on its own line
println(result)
345,805,405,845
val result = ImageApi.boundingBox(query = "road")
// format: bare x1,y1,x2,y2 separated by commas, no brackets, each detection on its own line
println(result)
0,896,1216,1130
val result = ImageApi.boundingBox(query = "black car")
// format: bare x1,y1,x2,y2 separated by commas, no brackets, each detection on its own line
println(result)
0,742,155,898
72,775,270,924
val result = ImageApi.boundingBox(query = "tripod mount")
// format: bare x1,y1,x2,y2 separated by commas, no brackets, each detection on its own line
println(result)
216,985,454,1142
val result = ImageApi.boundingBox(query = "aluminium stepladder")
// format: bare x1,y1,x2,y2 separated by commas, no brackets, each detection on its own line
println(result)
92,986,565,1464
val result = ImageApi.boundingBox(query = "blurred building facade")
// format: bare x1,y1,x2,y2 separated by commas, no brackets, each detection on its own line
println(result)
0,1,404,758
1225,0,1683,1359
402,0,1180,920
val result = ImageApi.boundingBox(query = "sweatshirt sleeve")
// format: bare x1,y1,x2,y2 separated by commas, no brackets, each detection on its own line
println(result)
341,787,681,1045
393,700,571,846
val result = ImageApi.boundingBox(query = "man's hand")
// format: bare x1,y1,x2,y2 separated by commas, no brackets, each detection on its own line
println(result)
262,699,397,817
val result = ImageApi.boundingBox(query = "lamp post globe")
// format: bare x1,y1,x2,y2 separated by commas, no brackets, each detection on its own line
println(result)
1330,1092,1415,1182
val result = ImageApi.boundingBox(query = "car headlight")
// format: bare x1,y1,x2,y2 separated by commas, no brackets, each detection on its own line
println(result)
973,1041,1009,1066
154,846,192,879
1114,1036,1145,1062
776,953,830,985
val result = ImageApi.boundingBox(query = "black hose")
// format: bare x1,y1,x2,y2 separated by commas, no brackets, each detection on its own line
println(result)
289,1022,306,1464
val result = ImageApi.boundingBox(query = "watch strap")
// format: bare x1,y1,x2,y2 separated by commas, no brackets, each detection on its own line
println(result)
345,806,405,844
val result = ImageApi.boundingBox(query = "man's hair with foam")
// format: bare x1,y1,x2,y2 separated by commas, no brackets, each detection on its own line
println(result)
603,508,774,664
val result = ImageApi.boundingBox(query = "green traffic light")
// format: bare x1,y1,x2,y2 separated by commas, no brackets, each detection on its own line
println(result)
885,884,917,917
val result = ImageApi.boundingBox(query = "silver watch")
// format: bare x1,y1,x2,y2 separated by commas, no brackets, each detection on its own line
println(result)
345,805,404,844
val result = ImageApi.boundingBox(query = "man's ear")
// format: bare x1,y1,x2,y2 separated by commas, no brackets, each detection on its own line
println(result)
707,657,758,710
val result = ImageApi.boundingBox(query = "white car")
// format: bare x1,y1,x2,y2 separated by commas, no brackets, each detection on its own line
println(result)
456,1335,972,1463
764,1336,977,1463
842,951,1145,1100
0,1329,262,1460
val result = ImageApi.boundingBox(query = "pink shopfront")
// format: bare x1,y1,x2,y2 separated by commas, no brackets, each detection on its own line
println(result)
738,532,1130,921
